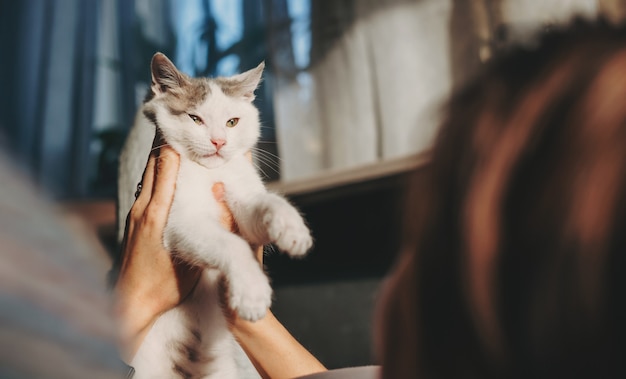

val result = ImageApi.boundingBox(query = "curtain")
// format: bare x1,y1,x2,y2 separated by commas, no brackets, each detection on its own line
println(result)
0,0,100,199
270,0,454,181
2,0,622,197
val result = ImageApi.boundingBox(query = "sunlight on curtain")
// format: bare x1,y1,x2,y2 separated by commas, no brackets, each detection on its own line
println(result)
502,0,598,25
500,0,598,42
170,0,209,76
273,0,453,181
211,0,244,75
93,1,123,136
169,0,248,76
287,0,312,69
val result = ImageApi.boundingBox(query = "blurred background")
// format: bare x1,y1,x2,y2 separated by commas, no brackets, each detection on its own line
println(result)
1,0,625,370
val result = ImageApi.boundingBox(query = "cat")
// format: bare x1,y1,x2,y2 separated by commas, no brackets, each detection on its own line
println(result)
116,53,313,379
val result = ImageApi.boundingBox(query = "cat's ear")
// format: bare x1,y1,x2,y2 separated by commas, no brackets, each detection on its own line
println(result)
224,62,265,102
150,53,186,95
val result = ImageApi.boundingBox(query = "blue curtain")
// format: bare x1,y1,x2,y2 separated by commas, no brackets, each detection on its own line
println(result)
0,0,99,199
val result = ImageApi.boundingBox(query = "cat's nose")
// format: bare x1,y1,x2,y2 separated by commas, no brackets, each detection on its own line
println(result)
211,138,226,151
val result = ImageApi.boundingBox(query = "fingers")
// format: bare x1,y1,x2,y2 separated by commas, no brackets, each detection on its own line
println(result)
254,245,264,264
147,145,179,226
139,130,166,202
130,130,179,231
132,153,157,214
213,182,237,233
151,145,179,200
211,182,263,264
212,182,226,202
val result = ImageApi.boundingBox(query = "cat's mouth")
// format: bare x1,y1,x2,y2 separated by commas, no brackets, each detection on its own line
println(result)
202,152,221,158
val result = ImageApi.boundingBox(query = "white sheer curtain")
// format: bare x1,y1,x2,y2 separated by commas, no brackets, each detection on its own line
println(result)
498,0,599,41
274,0,453,181
271,0,611,183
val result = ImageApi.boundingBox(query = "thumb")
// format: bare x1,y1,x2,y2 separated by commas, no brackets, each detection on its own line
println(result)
212,182,237,232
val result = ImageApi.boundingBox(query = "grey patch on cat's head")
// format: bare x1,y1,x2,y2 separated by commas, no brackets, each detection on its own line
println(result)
215,61,265,101
164,79,210,116
149,52,211,115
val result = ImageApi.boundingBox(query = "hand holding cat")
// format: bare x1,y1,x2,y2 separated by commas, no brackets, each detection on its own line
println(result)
114,140,203,360
113,143,323,379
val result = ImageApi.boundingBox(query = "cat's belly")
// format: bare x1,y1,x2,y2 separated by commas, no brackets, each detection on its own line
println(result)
130,269,256,379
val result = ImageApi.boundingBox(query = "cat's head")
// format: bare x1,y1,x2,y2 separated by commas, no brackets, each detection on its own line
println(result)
143,53,264,169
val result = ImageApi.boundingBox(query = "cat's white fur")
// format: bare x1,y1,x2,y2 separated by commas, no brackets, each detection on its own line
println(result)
117,53,312,379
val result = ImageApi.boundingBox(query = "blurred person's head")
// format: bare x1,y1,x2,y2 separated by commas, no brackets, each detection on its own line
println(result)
378,19,626,379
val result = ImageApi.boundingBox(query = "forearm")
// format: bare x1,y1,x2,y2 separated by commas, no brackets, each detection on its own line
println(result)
232,310,327,379
113,273,162,362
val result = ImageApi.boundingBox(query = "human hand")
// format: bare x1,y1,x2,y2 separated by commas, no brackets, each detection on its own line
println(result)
113,137,201,360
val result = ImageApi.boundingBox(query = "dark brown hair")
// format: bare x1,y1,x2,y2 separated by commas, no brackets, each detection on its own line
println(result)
378,20,626,379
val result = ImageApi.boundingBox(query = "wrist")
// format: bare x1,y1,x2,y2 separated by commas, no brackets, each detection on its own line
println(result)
231,309,327,379
113,279,162,361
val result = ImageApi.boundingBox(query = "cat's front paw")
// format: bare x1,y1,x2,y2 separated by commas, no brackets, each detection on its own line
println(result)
228,266,272,322
263,204,313,257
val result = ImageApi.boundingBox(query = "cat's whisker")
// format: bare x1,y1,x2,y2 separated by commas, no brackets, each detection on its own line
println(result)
254,155,280,168
252,154,281,176
256,161,281,175
252,161,272,180
252,154,281,175
150,143,172,153
252,148,283,162
253,151,279,165
252,152,276,165
252,149,281,164
252,157,282,175
255,163,280,178
264,244,278,256
256,140,279,144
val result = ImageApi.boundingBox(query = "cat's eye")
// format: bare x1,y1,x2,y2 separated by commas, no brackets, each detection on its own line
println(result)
226,118,239,128
188,114,203,125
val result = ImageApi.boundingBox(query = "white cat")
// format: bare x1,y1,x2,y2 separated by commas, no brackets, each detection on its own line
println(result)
117,53,313,379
